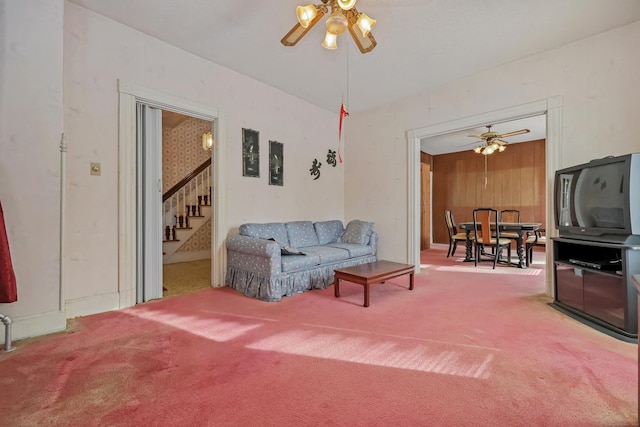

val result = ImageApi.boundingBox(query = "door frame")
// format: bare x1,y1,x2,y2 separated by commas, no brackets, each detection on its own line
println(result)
407,96,563,295
118,80,227,308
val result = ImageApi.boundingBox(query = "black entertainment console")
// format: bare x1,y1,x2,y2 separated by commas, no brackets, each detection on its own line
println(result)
552,237,640,341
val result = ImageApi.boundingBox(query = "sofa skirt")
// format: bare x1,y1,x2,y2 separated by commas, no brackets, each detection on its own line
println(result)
226,255,377,302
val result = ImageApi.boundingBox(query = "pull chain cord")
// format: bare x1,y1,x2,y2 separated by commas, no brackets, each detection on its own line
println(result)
484,154,488,188
338,43,350,164
345,41,349,110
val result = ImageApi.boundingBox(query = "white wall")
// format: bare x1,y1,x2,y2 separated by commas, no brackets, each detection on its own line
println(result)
345,20,640,263
0,0,67,337
63,3,343,302
1,1,343,342
3,1,638,342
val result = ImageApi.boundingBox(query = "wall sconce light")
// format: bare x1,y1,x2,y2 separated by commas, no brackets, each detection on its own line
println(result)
202,132,213,151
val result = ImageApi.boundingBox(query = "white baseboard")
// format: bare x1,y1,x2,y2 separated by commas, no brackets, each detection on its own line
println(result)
163,250,211,264
0,309,67,345
65,292,121,319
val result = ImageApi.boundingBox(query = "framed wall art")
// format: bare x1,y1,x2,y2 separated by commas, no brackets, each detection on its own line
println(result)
242,128,259,177
269,140,284,186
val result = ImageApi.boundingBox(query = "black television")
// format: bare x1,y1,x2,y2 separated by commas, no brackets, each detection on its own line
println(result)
554,153,640,245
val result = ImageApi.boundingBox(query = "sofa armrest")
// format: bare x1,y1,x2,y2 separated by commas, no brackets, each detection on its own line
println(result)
226,235,282,276
369,231,379,256
227,235,280,257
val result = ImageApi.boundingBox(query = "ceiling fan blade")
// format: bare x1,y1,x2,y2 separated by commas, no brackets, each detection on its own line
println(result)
346,7,377,54
468,135,485,139
497,129,530,138
493,139,510,145
280,8,326,47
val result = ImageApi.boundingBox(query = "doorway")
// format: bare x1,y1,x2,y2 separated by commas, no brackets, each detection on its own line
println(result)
407,97,563,295
118,81,227,310
159,111,213,298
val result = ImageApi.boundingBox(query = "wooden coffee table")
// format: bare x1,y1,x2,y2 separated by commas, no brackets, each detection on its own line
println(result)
333,260,415,307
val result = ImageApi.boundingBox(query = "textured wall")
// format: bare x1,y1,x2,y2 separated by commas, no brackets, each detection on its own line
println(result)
0,0,65,331
62,3,343,306
162,116,212,192
345,21,640,263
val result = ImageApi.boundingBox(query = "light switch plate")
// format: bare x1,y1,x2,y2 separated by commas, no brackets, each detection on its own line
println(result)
90,162,101,176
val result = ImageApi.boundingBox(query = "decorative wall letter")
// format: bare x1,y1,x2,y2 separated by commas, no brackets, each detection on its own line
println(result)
310,159,322,180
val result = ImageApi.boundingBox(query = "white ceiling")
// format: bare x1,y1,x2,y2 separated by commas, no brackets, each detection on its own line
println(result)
67,1,639,155
68,0,640,115
420,115,547,155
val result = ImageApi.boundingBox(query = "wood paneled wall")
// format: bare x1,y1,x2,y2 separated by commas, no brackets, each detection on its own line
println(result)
420,152,432,250
432,139,546,244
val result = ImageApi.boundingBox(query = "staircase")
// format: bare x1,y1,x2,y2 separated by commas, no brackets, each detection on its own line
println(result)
163,159,212,264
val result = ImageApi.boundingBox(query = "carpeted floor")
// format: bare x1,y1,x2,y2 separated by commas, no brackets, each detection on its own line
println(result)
1,245,637,426
162,258,211,297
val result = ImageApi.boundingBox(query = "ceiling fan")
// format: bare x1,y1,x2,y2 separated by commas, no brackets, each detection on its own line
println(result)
469,124,531,155
281,0,377,54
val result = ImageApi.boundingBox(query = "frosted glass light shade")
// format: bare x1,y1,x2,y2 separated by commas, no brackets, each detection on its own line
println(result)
202,132,213,151
322,31,338,50
325,9,348,34
356,13,376,37
296,5,317,28
337,0,357,10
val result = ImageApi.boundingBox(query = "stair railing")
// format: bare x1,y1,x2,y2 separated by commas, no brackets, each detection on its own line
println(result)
163,159,212,241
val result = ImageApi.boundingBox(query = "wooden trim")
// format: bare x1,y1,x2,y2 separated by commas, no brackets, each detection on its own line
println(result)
163,158,211,202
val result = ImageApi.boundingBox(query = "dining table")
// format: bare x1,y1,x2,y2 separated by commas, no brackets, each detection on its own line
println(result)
458,221,542,269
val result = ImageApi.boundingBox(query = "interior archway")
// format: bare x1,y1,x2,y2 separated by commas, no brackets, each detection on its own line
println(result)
407,97,563,295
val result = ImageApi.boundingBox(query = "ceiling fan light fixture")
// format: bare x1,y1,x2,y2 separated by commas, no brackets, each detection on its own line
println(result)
322,31,338,50
356,13,376,37
296,4,318,28
282,1,377,54
498,144,506,152
484,146,495,155
337,0,357,11
325,8,348,35
474,146,482,154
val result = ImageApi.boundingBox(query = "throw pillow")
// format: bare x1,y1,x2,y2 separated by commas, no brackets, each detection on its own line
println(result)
314,220,344,245
341,220,374,245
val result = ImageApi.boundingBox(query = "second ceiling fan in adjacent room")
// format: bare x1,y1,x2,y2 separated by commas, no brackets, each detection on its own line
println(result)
469,125,531,155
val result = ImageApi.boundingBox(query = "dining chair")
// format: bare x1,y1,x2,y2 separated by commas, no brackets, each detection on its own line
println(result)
499,209,521,241
444,209,469,258
473,208,512,269
525,228,546,266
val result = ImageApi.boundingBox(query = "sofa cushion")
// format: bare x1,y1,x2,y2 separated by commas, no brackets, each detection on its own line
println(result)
280,253,321,272
326,243,374,258
314,220,344,245
286,221,320,248
341,220,374,245
302,245,350,264
239,223,289,246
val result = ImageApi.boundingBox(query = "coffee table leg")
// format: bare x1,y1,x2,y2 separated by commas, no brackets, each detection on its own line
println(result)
334,278,340,298
409,272,414,290
364,284,370,307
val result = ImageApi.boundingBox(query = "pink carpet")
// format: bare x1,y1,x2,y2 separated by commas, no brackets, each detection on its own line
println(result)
1,244,637,426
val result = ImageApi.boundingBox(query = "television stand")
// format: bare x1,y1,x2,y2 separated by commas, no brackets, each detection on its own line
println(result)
552,237,639,342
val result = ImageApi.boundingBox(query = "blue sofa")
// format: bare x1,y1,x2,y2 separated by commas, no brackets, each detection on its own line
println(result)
226,219,378,301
